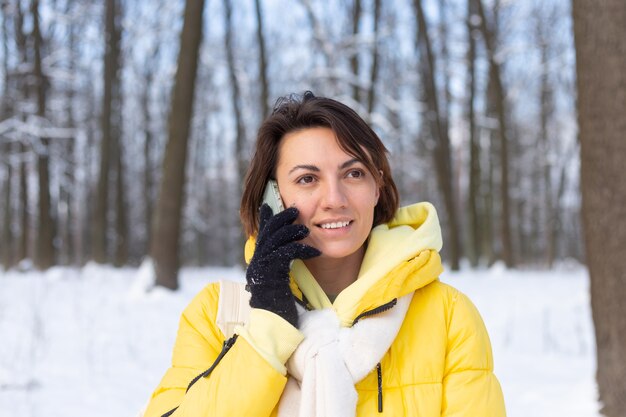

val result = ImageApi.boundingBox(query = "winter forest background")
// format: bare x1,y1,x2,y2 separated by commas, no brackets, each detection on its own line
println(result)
0,0,579,274
1,0,626,416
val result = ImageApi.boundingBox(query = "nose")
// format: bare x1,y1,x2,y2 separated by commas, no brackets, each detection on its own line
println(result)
320,179,348,209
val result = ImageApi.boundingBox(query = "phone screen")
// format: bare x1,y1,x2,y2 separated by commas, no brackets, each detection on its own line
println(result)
262,180,285,214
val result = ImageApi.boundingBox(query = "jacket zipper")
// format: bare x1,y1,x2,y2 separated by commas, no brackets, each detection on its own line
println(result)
377,362,383,413
351,298,398,414
351,298,398,325
160,335,239,417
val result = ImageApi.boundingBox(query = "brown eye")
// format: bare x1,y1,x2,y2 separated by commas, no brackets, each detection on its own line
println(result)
347,169,365,179
297,175,315,184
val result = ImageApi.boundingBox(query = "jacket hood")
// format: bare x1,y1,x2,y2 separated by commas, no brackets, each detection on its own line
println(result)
244,202,444,326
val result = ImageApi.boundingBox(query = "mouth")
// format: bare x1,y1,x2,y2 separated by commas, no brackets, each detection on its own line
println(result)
317,220,353,230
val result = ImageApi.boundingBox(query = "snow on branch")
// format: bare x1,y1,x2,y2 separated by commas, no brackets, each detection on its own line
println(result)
0,117,77,142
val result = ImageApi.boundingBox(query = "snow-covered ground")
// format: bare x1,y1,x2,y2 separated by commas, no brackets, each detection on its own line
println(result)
0,262,600,417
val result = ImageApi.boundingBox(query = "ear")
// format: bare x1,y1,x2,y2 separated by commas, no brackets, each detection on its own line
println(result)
375,170,383,203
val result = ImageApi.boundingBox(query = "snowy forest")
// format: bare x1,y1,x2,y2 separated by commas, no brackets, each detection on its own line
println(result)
0,0,579,275
2,0,626,416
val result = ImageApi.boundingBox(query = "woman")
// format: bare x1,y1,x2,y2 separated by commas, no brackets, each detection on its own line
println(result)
143,92,506,416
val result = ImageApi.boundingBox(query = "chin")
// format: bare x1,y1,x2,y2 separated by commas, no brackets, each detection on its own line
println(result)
315,242,364,260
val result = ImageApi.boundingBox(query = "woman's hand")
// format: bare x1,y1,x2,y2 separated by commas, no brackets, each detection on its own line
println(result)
245,204,321,327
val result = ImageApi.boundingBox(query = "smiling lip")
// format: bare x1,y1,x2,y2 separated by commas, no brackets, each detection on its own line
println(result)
317,220,353,230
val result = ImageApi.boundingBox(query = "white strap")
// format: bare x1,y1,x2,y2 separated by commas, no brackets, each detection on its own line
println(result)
215,280,251,339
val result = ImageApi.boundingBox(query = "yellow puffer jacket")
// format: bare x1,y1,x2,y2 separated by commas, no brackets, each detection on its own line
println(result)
144,203,506,416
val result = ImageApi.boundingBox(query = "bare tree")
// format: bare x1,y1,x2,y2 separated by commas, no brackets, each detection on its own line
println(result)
111,0,127,267
113,127,128,266
299,0,339,95
535,6,555,267
1,1,14,269
93,0,122,264
223,0,247,188
1,143,12,268
254,0,270,119
57,1,78,265
14,0,30,265
466,0,481,267
573,0,626,415
366,0,381,115
223,0,247,265
0,0,584,270
1,149,13,268
436,0,451,127
475,0,514,267
17,143,28,263
530,3,569,268
0,163,13,269
150,0,205,289
32,0,55,269
141,46,159,254
413,0,461,270
350,0,362,103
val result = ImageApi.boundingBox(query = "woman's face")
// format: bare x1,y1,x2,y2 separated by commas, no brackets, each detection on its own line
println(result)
275,127,380,261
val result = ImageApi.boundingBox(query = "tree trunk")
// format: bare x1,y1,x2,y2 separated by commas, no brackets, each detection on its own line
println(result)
366,0,381,115
142,62,156,255
538,25,555,267
532,4,561,268
61,7,77,265
483,127,497,266
13,0,30,265
32,0,55,270
2,155,13,269
223,0,247,265
112,1,126,267
299,0,338,95
112,0,124,264
190,115,207,265
63,16,80,265
1,5,13,269
93,0,121,264
413,0,461,270
254,0,270,119
350,0,361,103
475,0,514,267
79,88,98,265
150,0,205,289
223,0,247,189
551,157,568,262
18,142,28,263
113,138,128,266
437,0,451,126
573,1,626,415
466,0,481,267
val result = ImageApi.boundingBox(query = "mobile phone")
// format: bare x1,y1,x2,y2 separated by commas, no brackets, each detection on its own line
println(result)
261,179,285,214
262,180,296,269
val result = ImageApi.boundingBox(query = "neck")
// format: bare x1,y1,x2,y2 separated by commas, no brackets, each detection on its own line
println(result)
304,245,366,298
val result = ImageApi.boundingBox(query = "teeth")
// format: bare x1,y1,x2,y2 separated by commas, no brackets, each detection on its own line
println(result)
321,221,350,229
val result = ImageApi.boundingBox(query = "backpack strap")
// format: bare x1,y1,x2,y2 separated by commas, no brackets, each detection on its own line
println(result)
216,280,251,339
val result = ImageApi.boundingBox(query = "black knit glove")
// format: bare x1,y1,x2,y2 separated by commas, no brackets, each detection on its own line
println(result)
246,204,321,327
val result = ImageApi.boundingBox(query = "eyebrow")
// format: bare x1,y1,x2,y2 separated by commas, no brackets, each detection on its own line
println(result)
288,158,361,175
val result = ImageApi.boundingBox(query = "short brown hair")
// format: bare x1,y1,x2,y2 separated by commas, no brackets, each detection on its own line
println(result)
240,92,399,237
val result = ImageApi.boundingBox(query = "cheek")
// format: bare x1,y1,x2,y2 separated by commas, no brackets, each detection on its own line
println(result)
371,189,379,206
359,194,378,225
284,194,316,224
362,188,379,211
296,204,316,225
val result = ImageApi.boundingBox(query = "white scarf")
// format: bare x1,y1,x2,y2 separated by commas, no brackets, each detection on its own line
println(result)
277,292,414,417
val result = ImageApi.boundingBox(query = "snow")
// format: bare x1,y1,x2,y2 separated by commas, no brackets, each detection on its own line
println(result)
446,264,599,417
0,263,600,417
